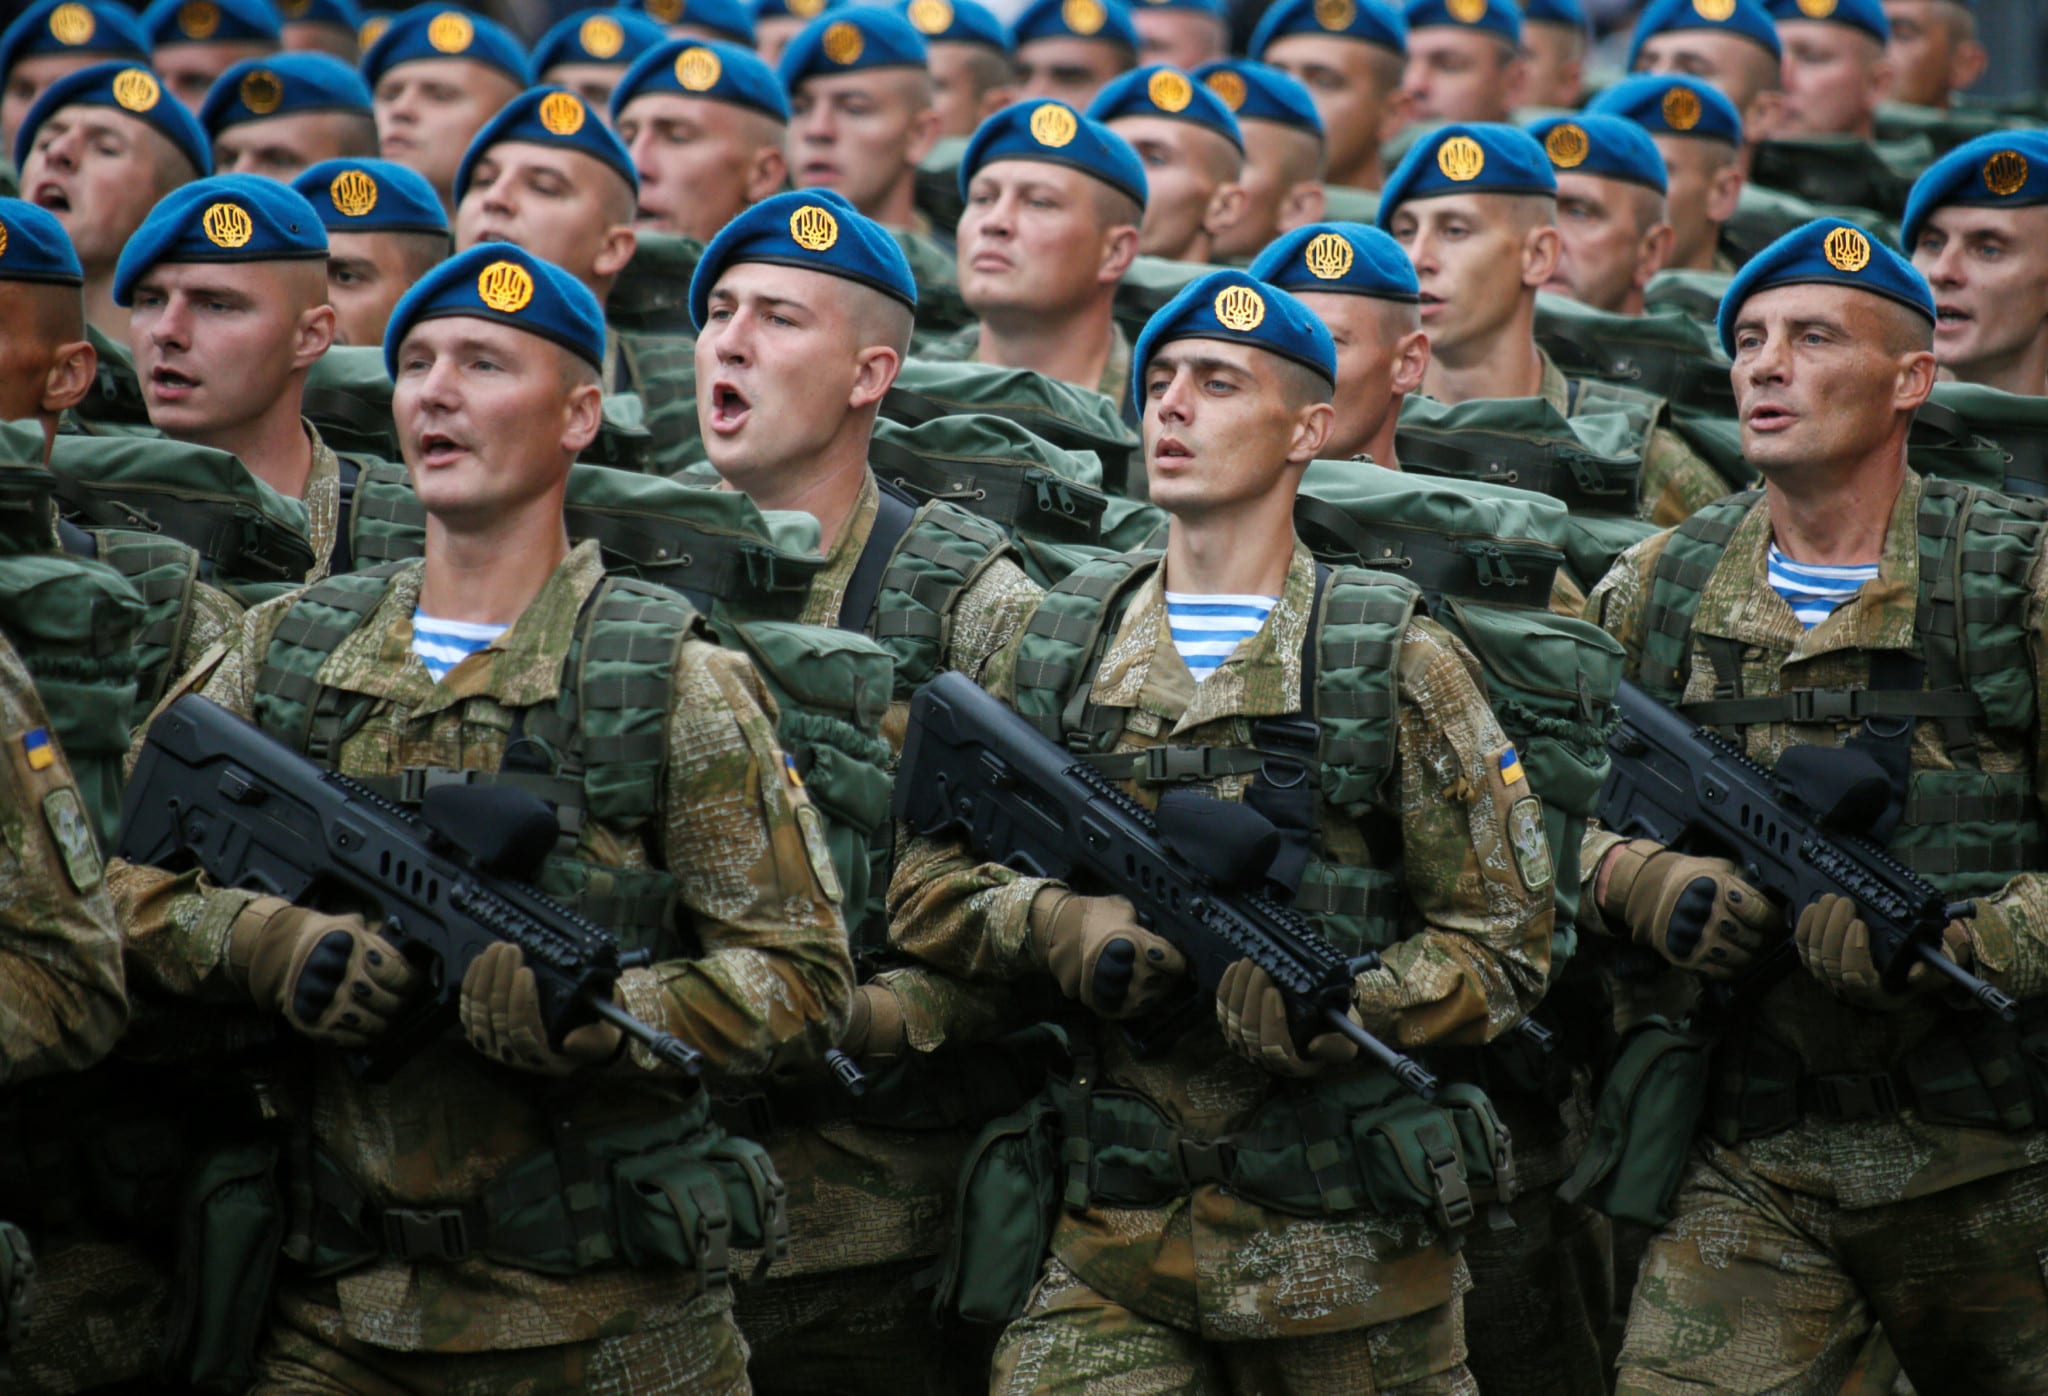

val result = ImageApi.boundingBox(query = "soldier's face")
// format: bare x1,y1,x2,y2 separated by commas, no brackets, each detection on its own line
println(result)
1140,337,1327,518
214,110,371,181
958,160,1125,317
1132,9,1227,70
1633,31,1780,124
3,52,108,151
326,230,440,348
1402,29,1518,124
1260,36,1402,185
1387,193,1549,357
20,107,189,271
1014,37,1129,110
1108,114,1237,260
619,94,786,242
374,59,522,202
927,42,1011,139
755,16,809,70
1776,22,1888,137
1655,134,1741,270
1912,204,2048,386
786,69,936,218
456,142,634,296
1294,291,1426,461
1213,119,1321,260
541,62,629,123
1883,0,1971,109
1519,20,1584,109
127,260,331,444
1546,172,1668,315
156,40,275,112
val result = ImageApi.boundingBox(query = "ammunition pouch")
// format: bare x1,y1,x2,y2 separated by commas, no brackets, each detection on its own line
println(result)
932,1090,1063,1327
160,1139,284,1394
1557,1016,1716,1228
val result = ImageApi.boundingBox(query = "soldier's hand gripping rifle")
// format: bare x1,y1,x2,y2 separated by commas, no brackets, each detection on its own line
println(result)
1601,679,2017,1020
894,671,1440,1099
117,695,707,1080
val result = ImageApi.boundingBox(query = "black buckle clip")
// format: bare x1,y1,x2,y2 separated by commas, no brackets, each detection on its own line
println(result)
380,1206,470,1262
1175,1135,1237,1188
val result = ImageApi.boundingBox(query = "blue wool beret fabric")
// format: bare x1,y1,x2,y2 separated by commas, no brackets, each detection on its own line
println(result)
620,0,756,45
1523,0,1587,30
293,156,449,236
199,52,371,136
1586,72,1742,146
778,7,928,87
362,6,530,86
1527,112,1668,192
899,0,1010,53
1901,130,2048,250
1088,64,1242,152
689,187,916,328
1191,60,1322,137
277,0,361,32
1249,0,1405,57
755,0,842,23
142,0,280,47
533,10,667,72
1131,267,1336,411
1717,217,1934,354
453,86,638,204
1249,220,1419,300
1011,0,1138,51
0,1,150,81
112,172,326,305
958,97,1147,206
384,241,608,374
0,196,85,283
14,61,212,175
1626,0,1779,70
1766,0,1887,42
1131,0,1225,17
612,37,788,121
1375,121,1555,226
1402,0,1519,42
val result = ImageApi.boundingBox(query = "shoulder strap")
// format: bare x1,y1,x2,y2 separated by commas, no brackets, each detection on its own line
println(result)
86,529,203,711
251,562,408,760
1012,551,1158,746
1636,490,1760,698
330,454,363,578
839,478,917,636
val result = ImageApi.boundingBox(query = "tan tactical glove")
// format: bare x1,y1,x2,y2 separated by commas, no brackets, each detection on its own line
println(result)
229,895,418,1048
1794,894,1975,1011
458,942,623,1075
839,982,908,1066
1028,888,1187,1019
1599,839,1780,979
1215,959,1360,1078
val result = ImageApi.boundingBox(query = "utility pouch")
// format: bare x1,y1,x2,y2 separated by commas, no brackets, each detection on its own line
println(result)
930,1091,1062,1327
159,1138,284,1394
1557,1015,1713,1226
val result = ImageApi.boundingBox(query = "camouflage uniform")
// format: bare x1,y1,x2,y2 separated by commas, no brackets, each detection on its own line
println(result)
109,539,853,1391
298,422,343,583
1583,472,2048,1395
912,320,1136,411
889,541,1556,1394
1537,350,1730,528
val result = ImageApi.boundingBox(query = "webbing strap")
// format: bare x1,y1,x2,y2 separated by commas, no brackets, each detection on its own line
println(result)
839,480,916,635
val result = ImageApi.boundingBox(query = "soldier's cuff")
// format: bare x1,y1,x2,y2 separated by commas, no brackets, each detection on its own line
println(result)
990,875,1056,977
1961,896,2028,997
613,966,682,1075
1349,965,1405,1040
1578,826,1630,939
207,887,272,988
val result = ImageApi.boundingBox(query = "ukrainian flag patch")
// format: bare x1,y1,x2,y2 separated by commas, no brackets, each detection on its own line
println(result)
1499,745,1525,786
23,727,54,772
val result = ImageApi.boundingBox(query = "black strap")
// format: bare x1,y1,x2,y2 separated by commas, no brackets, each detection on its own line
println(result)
330,456,360,579
1241,564,1330,899
56,517,97,559
838,478,917,635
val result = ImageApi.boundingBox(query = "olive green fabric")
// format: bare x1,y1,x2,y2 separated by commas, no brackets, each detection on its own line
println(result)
1875,100,2038,156
1558,1016,1715,1227
887,358,1142,498
1723,181,1902,266
1906,382,2048,497
1534,292,1737,423
1746,133,1933,222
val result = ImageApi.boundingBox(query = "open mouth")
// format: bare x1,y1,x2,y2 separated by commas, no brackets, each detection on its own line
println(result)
416,431,466,468
148,366,198,398
1418,291,1445,316
708,381,751,434
1745,405,1796,432
800,161,841,181
1935,303,1971,329
31,182,69,212
1153,436,1193,465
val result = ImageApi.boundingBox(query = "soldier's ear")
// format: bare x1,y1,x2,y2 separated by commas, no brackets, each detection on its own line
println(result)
293,302,337,372
1893,344,1938,415
1390,326,1430,397
1706,164,1744,225
745,145,789,204
1635,220,1676,291
1521,222,1562,287
1286,398,1335,466
1098,222,1141,283
1201,180,1249,243
560,378,604,457
41,339,97,415
1950,39,1988,95
1275,180,1326,236
594,224,638,282
905,103,944,166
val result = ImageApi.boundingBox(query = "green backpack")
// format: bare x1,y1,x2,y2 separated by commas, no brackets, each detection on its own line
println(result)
887,357,1142,496
1906,382,2048,497
1874,100,2037,156
1110,256,1213,346
607,231,705,338
1723,181,1902,266
1534,292,1738,423
1642,268,1734,326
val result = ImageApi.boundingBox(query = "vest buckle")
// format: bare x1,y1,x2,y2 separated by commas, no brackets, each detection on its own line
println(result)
379,1206,471,1262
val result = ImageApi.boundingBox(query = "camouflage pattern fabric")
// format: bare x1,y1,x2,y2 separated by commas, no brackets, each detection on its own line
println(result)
616,328,705,476
1537,352,1732,528
2,1238,165,1394
732,1257,964,1396
1459,1184,1614,1396
910,321,1135,413
301,423,343,582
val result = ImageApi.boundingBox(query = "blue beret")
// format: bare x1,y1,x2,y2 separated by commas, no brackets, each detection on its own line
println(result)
756,0,842,22
900,0,1010,53
0,197,85,284
1585,72,1742,146
1522,0,1587,29
1717,217,1932,354
1249,221,1417,301
112,172,326,306
292,156,449,236
612,37,788,121
454,87,637,205
362,6,529,87
1767,0,1887,42
1376,121,1554,226
141,0,279,46
384,242,607,375
959,98,1147,206
1900,130,2048,250
1527,112,1667,192
1011,0,1138,51
1130,0,1225,17
1403,0,1519,42
1088,65,1242,153
620,0,756,45
1191,59,1322,138
778,9,927,88
14,61,212,175
199,53,370,136
276,0,362,32
533,10,667,72
1249,0,1405,57
1131,268,1335,412
689,187,916,329
0,2,150,82
1626,0,1779,69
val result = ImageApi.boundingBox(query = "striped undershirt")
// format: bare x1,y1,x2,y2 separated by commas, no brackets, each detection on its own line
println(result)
411,610,507,682
1767,545,1879,630
1165,591,1278,680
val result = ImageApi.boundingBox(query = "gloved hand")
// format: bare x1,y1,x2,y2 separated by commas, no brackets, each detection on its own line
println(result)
839,982,908,1066
1215,960,1360,1078
459,942,623,1075
1598,839,1780,980
229,895,418,1048
1028,888,1186,1019
1794,894,1975,1011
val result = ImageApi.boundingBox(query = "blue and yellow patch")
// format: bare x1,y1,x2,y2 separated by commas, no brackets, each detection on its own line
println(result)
1499,744,1524,786
23,726,54,772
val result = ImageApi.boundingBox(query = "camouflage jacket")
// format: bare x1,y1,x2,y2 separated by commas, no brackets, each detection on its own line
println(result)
300,421,342,584
1538,349,1730,528
889,541,1554,1335
109,539,852,1351
913,319,1135,410
1581,472,2048,1206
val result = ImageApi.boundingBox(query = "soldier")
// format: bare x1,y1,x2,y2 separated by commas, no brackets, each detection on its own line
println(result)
0,197,97,433
780,9,943,236
1769,0,1892,141
1403,0,1525,125
624,0,758,46
14,61,210,340
1519,0,1588,111
199,52,377,181
362,5,528,211
1130,0,1229,71
889,265,1552,1393
140,0,281,113
278,0,362,62
1249,219,1428,466
1585,216,2048,1396
1883,0,1985,112
1193,59,1329,260
1089,64,1248,262
0,0,150,153
612,37,790,242
1528,112,1677,317
1588,74,1747,276
532,9,669,120
1903,129,2048,398
110,238,852,1392
1250,0,1411,193
1627,0,1786,140
902,0,1017,140
754,0,837,69
1010,0,1138,112
292,156,451,349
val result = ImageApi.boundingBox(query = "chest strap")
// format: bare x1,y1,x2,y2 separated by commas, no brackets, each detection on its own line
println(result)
838,479,917,636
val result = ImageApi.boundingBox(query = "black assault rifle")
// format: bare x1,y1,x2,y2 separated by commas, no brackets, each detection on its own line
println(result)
1601,679,2017,1020
894,671,1440,1099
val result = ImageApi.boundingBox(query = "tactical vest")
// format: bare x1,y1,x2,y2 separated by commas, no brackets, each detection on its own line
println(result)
62,526,205,714
846,482,1017,700
1637,481,2048,899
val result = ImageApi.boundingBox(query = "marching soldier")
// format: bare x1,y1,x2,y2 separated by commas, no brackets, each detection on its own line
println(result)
1192,59,1330,260
780,8,944,238
1089,64,1249,263
613,37,791,243
292,156,451,350
362,5,528,211
1010,0,1138,113
1519,0,1588,111
0,0,150,153
140,0,281,113
1249,0,1411,193
1588,74,1748,276
531,9,668,122
1402,0,1526,125
1526,112,1678,318
199,51,377,181
1769,0,1894,142
1130,0,1229,71
1628,0,1787,140
902,0,1017,141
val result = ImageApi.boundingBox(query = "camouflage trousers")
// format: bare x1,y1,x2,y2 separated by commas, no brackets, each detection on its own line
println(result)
991,1254,1478,1396
1619,1140,2048,1395
3,1239,167,1395
733,1255,982,1396
1459,1186,1613,1396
